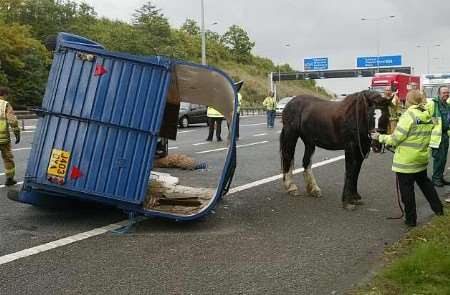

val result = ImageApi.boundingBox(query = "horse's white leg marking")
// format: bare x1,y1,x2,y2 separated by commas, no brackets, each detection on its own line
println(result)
303,167,321,198
283,167,301,196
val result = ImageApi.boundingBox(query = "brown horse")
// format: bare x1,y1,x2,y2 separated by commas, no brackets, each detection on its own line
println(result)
279,90,390,210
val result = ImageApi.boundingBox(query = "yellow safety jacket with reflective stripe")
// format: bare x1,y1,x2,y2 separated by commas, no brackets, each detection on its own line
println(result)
237,93,242,113
263,96,276,111
378,105,433,173
426,98,450,148
0,99,10,144
207,107,223,118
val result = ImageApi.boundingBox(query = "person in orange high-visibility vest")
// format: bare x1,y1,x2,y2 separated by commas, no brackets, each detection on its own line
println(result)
0,87,20,186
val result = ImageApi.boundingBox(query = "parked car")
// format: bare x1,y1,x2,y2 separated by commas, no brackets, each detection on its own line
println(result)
178,102,208,128
276,96,294,116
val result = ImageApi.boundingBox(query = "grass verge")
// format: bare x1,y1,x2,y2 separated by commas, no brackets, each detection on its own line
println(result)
353,205,450,295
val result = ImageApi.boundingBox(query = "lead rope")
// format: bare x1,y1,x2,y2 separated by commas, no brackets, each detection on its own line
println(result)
355,96,369,159
387,174,405,219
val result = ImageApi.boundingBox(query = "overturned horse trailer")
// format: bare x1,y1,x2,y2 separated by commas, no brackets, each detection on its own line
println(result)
12,33,238,221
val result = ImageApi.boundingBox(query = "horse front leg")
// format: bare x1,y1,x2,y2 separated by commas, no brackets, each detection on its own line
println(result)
303,144,321,198
342,149,362,210
280,127,301,196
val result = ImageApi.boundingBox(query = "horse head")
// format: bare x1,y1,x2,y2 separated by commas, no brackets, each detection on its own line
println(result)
360,90,391,153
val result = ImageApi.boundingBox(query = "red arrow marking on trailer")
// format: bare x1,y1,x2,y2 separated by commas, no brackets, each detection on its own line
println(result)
94,64,107,76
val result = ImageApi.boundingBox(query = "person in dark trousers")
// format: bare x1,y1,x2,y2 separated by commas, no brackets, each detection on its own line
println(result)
206,107,224,142
427,86,450,187
0,87,20,186
373,90,444,227
263,91,276,128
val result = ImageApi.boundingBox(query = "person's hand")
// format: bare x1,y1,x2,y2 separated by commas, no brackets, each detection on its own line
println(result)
14,130,20,144
371,132,380,140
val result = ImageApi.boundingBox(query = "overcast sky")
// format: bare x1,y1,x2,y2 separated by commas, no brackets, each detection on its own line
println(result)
83,0,450,94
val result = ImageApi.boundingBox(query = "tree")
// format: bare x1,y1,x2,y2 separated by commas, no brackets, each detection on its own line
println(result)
0,23,50,107
132,1,172,55
221,25,255,63
181,18,200,36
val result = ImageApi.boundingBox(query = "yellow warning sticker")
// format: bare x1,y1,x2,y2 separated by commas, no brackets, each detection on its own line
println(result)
47,149,71,178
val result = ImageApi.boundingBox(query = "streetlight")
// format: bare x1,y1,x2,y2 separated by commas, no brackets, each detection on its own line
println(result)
416,43,440,74
200,0,218,65
361,15,395,72
275,43,291,99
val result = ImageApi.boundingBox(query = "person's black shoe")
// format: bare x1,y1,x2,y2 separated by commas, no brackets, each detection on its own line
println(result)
217,137,223,142
404,220,417,227
206,138,213,142
5,178,17,186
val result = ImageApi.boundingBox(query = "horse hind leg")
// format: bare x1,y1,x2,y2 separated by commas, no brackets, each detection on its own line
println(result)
303,144,322,198
280,127,301,196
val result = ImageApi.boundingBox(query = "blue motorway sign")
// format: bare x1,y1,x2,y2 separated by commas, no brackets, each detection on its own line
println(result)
357,55,402,68
304,57,328,70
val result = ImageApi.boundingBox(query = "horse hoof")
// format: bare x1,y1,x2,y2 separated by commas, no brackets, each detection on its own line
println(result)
288,189,302,197
343,203,356,211
309,189,322,198
351,199,364,205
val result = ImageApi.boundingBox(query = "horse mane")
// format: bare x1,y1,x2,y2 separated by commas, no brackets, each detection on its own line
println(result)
341,91,369,114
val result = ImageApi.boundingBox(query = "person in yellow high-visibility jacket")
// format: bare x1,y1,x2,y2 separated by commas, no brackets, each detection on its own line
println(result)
263,92,276,128
206,107,224,142
372,90,444,227
0,87,21,186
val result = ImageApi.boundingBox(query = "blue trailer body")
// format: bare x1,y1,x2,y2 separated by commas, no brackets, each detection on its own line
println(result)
17,33,238,221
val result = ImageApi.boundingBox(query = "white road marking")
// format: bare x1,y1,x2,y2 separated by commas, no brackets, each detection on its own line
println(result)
22,131,35,133
253,133,267,137
24,126,36,129
240,123,266,127
0,181,24,189
168,147,179,150
0,154,344,265
277,130,282,134
192,142,209,146
196,140,269,154
177,130,197,134
0,220,129,265
228,155,345,195
12,147,32,152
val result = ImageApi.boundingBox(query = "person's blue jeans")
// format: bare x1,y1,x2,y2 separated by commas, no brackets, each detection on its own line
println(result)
266,110,275,128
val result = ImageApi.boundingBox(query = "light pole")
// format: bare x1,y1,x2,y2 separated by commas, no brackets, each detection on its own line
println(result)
201,0,206,65
200,0,218,65
416,43,440,74
361,15,395,72
275,43,291,99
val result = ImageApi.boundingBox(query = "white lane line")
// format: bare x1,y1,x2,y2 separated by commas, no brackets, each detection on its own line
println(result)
168,147,179,150
177,130,197,134
227,155,345,195
196,140,269,154
0,154,344,265
12,147,32,152
253,133,267,137
240,123,266,127
0,220,129,265
277,130,282,134
192,142,209,146
0,181,24,189
24,126,36,129
23,131,35,133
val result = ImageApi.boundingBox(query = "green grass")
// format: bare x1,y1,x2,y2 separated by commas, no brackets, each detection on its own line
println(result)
354,206,450,295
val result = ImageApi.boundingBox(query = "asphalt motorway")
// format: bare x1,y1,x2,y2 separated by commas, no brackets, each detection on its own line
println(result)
0,116,448,295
